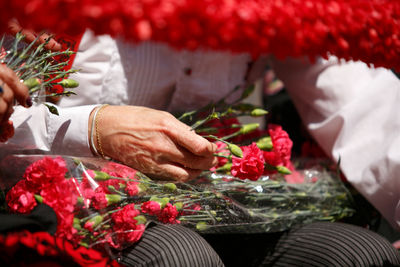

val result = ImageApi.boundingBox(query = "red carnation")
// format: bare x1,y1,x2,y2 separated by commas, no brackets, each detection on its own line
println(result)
6,180,37,214
126,181,139,196
141,201,161,215
91,187,108,210
112,204,140,227
107,224,145,250
98,178,124,194
158,203,179,224
109,204,145,249
268,124,293,165
24,156,68,192
231,143,265,181
0,231,120,266
214,141,229,168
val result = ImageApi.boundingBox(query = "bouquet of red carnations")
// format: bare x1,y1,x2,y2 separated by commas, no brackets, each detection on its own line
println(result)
2,154,353,252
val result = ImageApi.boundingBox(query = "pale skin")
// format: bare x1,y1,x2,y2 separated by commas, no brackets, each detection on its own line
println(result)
89,105,218,182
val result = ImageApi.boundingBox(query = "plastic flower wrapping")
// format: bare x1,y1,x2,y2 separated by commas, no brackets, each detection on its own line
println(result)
0,155,354,252
0,85,355,255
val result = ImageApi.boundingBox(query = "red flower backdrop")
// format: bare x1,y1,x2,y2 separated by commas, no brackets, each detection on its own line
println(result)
0,231,119,266
1,0,399,70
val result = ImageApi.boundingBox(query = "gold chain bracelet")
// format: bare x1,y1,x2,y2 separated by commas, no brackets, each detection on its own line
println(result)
94,104,109,159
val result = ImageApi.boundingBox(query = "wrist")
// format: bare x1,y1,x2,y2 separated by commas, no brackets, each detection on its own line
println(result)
88,104,110,158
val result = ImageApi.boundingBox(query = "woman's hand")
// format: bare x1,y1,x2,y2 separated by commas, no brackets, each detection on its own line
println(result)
0,64,30,122
89,105,218,182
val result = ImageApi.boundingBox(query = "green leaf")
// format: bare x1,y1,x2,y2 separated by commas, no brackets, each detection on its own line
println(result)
45,104,59,116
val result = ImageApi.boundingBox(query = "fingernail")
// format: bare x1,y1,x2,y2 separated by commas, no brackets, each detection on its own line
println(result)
26,97,32,107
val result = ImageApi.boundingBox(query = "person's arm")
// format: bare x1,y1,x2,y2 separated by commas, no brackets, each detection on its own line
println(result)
272,56,400,230
89,105,217,182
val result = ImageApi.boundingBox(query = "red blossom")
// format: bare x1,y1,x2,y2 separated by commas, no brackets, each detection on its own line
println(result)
0,231,120,266
91,187,108,210
158,203,179,224
107,224,145,250
109,204,145,249
141,201,161,216
210,141,230,171
3,0,400,70
98,178,124,194
125,181,139,196
6,180,37,214
23,156,68,192
262,124,293,175
231,143,265,181
77,176,96,202
111,203,140,227
268,124,293,164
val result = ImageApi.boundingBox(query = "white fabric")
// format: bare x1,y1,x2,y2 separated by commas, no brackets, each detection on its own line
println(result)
272,56,400,230
5,30,250,156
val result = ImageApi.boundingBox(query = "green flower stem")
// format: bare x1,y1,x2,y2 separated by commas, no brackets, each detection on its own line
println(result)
182,209,215,214
93,218,111,232
181,196,217,204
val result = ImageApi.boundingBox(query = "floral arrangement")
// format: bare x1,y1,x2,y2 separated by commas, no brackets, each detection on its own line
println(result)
3,155,353,253
2,0,400,70
0,32,79,141
2,86,354,259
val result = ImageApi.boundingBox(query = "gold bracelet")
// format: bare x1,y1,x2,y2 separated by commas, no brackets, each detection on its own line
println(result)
95,104,109,159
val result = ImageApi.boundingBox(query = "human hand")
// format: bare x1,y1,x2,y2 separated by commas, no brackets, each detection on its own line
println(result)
90,105,218,182
0,64,30,122
8,19,62,51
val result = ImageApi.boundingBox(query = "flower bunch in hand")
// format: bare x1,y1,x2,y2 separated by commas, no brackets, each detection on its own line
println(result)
0,32,79,141
179,85,293,182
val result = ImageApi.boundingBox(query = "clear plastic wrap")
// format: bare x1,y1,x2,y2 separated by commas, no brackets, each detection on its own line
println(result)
1,154,354,253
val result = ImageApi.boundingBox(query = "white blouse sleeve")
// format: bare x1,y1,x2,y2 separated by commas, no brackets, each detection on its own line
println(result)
4,104,96,156
272,56,400,230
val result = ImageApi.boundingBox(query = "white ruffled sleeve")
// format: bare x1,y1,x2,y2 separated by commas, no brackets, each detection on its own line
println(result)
272,56,400,230
5,104,97,156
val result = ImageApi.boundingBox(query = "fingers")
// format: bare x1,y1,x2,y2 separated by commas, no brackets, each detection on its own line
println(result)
0,65,30,107
0,83,14,122
166,119,217,157
39,33,62,51
164,145,218,170
8,19,61,52
144,163,203,182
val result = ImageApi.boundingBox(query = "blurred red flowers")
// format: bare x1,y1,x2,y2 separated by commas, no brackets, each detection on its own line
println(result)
2,0,400,70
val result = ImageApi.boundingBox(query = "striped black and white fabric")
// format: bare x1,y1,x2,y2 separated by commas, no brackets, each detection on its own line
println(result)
263,222,400,267
119,223,224,267
120,222,400,267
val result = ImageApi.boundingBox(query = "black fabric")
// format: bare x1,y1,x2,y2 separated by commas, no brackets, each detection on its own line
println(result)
119,223,224,267
203,222,400,267
0,203,58,234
